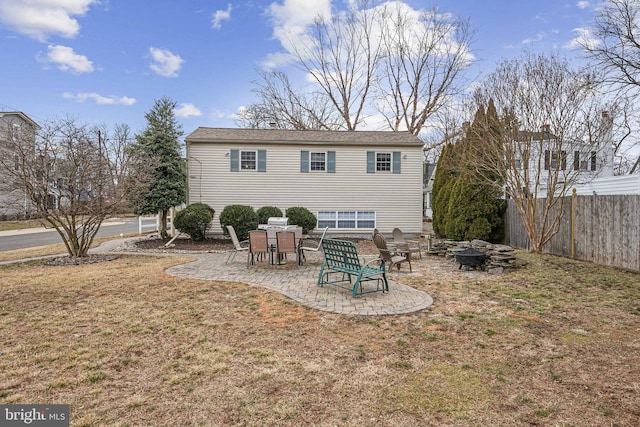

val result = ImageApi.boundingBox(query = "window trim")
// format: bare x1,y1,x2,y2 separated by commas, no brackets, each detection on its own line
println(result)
317,210,376,230
240,150,257,171
310,151,327,172
367,151,401,174
376,152,392,172
230,149,266,172
301,150,335,173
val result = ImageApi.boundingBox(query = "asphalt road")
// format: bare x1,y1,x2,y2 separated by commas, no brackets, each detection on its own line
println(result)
0,219,142,252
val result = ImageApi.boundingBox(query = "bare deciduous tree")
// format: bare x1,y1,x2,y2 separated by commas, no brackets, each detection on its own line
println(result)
0,116,126,257
471,52,611,252
284,1,381,131
376,4,474,135
235,70,342,130
580,0,640,172
421,97,477,162
581,0,640,90
247,2,473,135
93,122,135,201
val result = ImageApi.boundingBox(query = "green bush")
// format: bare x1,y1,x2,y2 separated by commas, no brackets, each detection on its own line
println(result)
173,203,215,241
256,206,283,224
285,206,317,234
219,205,259,241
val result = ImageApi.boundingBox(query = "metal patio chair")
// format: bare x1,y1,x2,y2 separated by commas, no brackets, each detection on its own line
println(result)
226,225,249,263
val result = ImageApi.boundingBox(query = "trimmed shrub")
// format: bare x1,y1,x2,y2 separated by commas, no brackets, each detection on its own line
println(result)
285,206,317,234
256,206,283,224
173,203,215,241
219,205,259,241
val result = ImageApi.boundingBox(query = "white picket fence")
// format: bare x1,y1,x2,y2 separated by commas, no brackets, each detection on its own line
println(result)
138,208,177,236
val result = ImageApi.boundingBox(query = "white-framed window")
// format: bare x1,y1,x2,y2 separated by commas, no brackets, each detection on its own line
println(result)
301,150,335,173
376,152,392,172
318,211,376,229
240,150,257,170
310,152,326,171
367,151,401,174
230,149,266,172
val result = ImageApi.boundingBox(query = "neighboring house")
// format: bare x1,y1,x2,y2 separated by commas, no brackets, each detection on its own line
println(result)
0,111,39,219
508,113,617,198
184,128,424,235
570,174,640,196
422,161,436,219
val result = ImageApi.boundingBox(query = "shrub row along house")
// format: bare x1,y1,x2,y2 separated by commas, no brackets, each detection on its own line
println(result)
184,128,425,236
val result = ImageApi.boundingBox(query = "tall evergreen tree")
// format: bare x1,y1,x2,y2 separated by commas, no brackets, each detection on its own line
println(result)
445,103,506,242
128,97,186,238
431,142,458,236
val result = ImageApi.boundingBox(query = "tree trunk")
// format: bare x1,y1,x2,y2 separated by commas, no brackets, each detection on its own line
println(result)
159,209,169,239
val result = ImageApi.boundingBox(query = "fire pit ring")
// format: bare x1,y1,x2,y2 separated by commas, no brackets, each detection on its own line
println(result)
455,248,488,271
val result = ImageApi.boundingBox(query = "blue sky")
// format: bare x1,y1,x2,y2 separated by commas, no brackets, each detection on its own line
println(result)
0,0,600,135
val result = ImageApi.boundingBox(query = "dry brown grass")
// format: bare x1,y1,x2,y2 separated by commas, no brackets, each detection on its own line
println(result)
0,235,138,262
1,250,639,426
0,219,45,232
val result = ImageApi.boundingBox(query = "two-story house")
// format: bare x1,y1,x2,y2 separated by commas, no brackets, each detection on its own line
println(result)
0,111,39,219
511,113,625,198
184,128,425,235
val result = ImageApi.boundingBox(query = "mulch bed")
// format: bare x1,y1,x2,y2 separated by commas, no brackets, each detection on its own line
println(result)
133,236,379,254
44,254,119,266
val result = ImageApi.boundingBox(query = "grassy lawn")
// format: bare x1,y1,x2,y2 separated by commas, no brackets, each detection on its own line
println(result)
0,250,638,426
0,219,46,232
0,235,139,263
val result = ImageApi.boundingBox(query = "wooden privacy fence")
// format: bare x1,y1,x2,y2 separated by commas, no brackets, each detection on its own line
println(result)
504,193,640,272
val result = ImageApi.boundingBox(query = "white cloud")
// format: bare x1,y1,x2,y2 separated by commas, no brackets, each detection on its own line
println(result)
522,32,545,45
174,103,202,118
264,1,474,68
42,44,94,73
268,0,331,29
148,47,184,78
266,0,332,56
212,4,232,30
0,0,97,41
260,51,296,69
564,27,600,50
62,92,136,106
577,1,590,9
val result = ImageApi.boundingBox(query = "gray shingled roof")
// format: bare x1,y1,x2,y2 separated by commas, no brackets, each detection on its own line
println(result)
185,127,423,146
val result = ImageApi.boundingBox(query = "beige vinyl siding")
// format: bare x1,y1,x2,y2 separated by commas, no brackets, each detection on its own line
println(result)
187,142,423,235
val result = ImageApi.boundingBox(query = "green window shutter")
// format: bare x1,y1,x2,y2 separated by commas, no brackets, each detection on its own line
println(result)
258,149,267,172
230,149,239,172
393,151,401,174
327,151,336,173
367,151,375,173
300,150,309,173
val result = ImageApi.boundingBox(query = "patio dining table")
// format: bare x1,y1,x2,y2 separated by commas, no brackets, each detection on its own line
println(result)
261,225,304,265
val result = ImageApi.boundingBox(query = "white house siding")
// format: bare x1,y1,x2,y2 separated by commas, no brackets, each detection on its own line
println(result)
186,138,424,236
571,175,640,196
